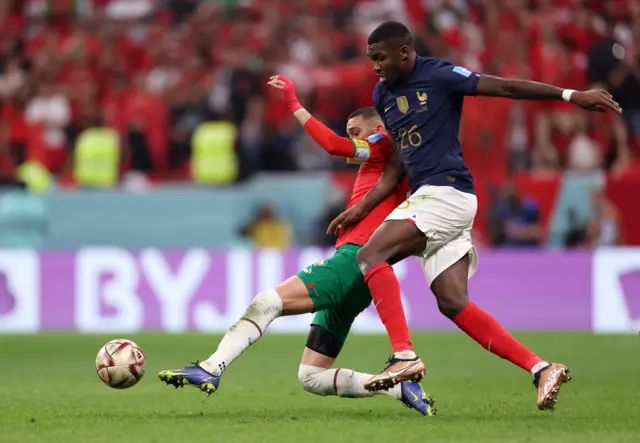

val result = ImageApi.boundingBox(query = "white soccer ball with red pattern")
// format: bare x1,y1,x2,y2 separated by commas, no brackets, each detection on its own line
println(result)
95,339,146,389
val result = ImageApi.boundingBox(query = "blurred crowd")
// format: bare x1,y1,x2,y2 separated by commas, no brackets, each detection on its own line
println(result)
1,0,640,187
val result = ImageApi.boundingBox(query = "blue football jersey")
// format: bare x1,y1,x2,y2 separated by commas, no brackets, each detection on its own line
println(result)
374,56,480,194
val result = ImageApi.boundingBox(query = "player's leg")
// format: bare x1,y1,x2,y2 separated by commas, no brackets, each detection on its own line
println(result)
296,262,389,400
355,206,430,391
420,189,571,410
158,248,358,395
357,219,426,354
431,253,571,410
276,245,413,402
431,252,549,372
158,275,316,394
299,325,395,399
298,300,435,416
298,283,391,400
198,276,314,373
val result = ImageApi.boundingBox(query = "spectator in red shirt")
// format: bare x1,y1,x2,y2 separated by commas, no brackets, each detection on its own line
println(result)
0,0,635,187
24,80,71,173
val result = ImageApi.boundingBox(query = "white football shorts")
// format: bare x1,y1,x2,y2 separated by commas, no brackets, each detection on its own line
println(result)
385,184,478,286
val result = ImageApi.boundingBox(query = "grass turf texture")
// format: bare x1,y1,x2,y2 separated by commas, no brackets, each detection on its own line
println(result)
1,333,638,443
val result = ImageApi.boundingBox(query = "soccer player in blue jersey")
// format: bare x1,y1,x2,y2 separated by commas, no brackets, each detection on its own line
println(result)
331,21,621,410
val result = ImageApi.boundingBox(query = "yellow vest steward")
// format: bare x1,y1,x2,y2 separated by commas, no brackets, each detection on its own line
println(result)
191,122,238,185
16,161,52,194
74,127,120,188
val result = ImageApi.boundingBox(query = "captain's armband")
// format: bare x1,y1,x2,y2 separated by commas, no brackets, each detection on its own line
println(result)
347,139,371,165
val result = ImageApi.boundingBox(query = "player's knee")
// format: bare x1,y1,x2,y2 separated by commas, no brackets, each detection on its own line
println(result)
355,246,370,271
436,296,467,319
432,268,469,319
297,365,333,396
245,289,283,319
356,245,383,274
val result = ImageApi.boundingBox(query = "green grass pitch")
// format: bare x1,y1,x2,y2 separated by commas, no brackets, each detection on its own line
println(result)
1,333,639,443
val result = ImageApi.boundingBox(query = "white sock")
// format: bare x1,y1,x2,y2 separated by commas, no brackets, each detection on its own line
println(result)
531,361,550,375
200,289,283,375
298,365,401,399
394,350,417,360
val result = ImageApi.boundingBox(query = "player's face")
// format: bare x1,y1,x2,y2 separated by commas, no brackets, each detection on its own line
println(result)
346,116,380,140
366,42,410,86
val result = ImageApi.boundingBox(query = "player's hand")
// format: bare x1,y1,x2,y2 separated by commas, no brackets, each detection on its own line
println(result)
267,75,295,92
571,89,622,113
267,77,285,90
267,75,301,112
327,205,368,235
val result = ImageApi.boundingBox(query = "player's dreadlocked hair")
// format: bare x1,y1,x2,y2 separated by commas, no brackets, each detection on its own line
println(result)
347,107,381,123
367,21,412,46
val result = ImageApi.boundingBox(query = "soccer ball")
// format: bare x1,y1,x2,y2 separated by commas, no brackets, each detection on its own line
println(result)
95,339,146,389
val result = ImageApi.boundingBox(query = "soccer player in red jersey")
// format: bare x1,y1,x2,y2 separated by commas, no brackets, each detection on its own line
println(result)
157,75,435,416
332,21,621,410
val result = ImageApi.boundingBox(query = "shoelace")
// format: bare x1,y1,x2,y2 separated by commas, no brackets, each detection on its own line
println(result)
382,355,395,371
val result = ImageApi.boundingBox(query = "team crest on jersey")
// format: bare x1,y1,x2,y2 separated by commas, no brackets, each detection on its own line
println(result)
416,91,428,113
396,96,409,114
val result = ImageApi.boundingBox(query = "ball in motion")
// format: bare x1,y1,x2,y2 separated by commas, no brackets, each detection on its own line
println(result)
95,339,146,389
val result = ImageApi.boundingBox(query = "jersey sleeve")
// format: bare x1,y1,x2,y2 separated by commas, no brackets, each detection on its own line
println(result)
303,117,359,158
432,60,480,97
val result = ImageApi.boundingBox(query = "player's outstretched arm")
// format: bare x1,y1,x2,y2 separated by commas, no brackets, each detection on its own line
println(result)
476,75,622,113
328,146,405,234
267,75,356,157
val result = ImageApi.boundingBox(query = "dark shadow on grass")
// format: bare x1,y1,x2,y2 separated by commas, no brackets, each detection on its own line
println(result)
54,406,572,423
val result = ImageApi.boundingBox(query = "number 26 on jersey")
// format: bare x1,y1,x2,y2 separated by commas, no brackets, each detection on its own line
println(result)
398,125,422,149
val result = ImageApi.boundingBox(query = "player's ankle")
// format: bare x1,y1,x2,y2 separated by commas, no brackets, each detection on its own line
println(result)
393,350,417,360
198,359,221,376
530,361,550,375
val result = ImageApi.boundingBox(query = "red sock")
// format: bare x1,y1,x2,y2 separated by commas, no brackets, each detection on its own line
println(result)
453,303,543,372
364,263,413,353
